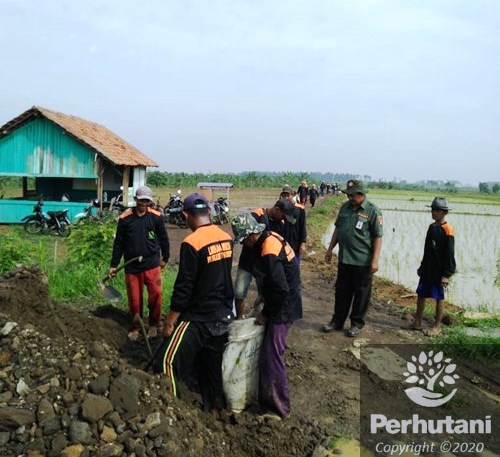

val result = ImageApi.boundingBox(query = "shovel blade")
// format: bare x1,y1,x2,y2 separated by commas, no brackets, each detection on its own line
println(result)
99,282,122,302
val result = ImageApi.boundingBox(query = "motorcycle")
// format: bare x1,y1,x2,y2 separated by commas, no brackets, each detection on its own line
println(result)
74,195,126,224
212,197,230,225
74,199,101,223
163,190,187,228
22,199,71,237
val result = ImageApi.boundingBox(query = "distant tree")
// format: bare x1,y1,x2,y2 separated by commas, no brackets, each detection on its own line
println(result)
479,182,490,194
492,184,499,194
147,171,166,188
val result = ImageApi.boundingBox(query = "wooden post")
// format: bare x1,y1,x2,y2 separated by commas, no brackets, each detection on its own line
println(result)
22,177,28,198
96,157,104,213
122,166,130,206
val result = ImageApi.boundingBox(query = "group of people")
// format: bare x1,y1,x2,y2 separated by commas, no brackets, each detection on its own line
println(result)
294,180,342,207
108,184,306,418
319,181,339,196
321,180,455,338
108,179,456,418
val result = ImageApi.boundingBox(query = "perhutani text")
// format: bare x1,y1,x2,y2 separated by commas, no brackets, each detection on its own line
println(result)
370,414,492,434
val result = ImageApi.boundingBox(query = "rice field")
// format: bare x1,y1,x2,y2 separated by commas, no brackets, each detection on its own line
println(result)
324,192,500,312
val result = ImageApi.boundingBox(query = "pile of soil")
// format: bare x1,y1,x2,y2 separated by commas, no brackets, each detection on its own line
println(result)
0,266,330,457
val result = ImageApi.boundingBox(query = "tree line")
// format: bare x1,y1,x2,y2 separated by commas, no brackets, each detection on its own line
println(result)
146,171,475,193
479,182,500,194
0,174,496,195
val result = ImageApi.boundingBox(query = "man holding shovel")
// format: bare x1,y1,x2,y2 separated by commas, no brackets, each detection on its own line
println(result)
109,186,170,342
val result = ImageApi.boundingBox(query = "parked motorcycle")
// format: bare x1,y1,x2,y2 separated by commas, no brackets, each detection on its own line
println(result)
74,199,100,223
22,199,71,237
163,190,187,228
74,196,126,223
212,197,230,225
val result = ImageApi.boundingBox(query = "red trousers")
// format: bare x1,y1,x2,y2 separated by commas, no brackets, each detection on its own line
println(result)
125,266,162,330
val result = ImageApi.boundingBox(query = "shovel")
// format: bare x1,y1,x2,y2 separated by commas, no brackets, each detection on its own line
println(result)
98,255,143,302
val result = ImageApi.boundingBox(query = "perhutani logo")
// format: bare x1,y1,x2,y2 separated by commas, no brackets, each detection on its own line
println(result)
403,350,459,407
369,348,492,437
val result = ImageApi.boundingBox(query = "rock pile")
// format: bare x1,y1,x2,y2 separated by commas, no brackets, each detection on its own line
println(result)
0,267,328,457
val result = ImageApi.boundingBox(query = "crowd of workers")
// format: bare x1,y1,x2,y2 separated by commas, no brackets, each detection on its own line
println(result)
108,180,455,419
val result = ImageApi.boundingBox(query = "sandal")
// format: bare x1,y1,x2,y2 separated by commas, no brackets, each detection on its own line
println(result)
127,330,140,342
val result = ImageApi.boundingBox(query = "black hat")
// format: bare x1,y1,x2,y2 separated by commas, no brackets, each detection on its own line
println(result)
183,193,209,211
426,197,451,211
274,199,296,223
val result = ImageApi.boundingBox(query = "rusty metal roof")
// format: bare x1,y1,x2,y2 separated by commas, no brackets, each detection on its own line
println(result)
0,106,158,167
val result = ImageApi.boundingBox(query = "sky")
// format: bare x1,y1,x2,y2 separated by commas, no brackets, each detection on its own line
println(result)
1,0,499,186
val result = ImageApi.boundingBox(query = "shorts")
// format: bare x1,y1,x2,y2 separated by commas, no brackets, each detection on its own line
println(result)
416,281,445,300
234,268,253,300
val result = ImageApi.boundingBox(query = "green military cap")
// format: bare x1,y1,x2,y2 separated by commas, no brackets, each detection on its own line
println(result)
231,212,266,243
342,179,368,195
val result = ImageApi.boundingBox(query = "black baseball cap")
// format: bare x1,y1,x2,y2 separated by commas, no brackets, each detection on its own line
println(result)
183,193,209,212
274,199,296,223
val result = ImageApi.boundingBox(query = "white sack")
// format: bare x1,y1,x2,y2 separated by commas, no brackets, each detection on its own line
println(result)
222,318,264,413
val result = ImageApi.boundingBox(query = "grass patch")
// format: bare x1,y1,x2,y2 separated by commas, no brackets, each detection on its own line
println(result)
306,196,343,246
48,263,177,312
433,326,500,364
0,223,176,312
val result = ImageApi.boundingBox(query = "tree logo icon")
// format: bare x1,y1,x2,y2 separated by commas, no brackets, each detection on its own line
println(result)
403,350,460,407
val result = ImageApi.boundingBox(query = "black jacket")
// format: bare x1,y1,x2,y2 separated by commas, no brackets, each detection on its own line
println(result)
171,224,234,322
237,207,284,272
254,231,302,324
418,221,456,285
111,207,169,273
282,203,307,252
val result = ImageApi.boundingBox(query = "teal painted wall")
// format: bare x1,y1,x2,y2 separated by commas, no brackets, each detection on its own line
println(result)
0,118,97,178
0,200,93,224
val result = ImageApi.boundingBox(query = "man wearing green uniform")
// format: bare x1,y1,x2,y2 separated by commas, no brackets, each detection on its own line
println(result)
323,180,383,337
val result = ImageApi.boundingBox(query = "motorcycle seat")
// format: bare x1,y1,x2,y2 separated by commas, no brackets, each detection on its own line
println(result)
47,210,67,217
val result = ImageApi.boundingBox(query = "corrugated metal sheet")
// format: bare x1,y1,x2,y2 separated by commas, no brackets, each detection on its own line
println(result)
0,118,96,177
0,106,158,167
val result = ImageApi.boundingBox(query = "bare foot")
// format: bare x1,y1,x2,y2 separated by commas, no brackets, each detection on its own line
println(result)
128,330,140,342
405,320,423,331
147,326,158,338
424,326,442,337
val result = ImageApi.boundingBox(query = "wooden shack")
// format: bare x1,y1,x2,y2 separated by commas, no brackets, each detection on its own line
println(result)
0,106,157,222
